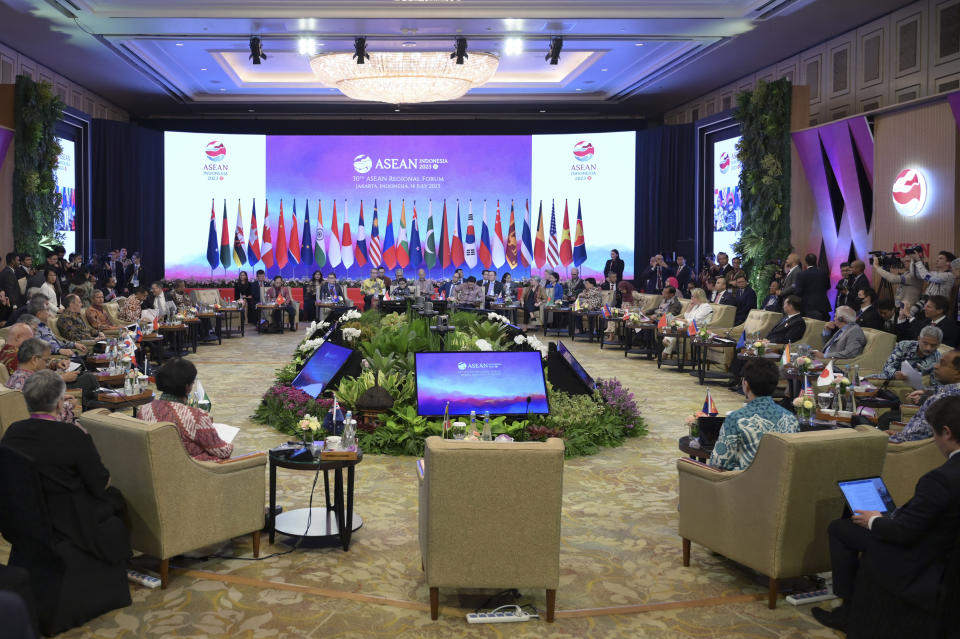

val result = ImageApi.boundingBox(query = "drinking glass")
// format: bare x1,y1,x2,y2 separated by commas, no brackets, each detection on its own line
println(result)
310,441,323,459
817,392,833,412
450,421,467,440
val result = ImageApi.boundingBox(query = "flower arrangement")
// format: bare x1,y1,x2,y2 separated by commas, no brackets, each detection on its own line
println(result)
487,312,511,324
340,309,362,323
513,333,548,358
684,410,709,436
753,340,765,356
342,327,362,342
474,338,493,351
253,385,333,437
795,356,812,373
792,395,815,420
836,376,851,394
298,413,323,443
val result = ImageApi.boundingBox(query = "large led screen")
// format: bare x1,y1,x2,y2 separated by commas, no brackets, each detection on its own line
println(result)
712,136,742,260
164,131,636,282
415,351,549,416
54,137,76,256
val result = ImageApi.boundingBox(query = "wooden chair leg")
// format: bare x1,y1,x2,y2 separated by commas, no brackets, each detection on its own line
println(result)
682,537,691,567
768,577,779,609
429,587,439,620
545,589,556,622
159,558,169,590
252,530,261,558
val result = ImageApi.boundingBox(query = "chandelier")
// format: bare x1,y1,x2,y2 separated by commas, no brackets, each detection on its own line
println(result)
309,51,499,104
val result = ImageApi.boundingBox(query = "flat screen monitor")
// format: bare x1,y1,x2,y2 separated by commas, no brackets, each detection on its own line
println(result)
556,340,596,390
415,351,550,416
291,341,355,398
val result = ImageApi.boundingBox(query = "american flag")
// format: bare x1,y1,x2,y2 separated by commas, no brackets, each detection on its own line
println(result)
368,201,382,268
546,200,560,268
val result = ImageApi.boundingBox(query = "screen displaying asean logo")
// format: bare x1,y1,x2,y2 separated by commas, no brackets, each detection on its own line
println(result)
572,140,594,162
205,141,226,161
891,168,927,217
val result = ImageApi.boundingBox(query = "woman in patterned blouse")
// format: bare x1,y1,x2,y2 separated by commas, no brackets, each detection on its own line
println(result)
119,287,147,323
136,358,233,461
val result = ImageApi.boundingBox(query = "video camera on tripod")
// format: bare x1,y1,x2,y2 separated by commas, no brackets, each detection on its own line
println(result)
868,250,905,270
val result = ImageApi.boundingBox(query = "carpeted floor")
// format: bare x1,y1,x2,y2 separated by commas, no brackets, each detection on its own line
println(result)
1,328,843,638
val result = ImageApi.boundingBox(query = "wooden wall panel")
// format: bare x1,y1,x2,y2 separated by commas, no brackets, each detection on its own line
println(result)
872,100,959,257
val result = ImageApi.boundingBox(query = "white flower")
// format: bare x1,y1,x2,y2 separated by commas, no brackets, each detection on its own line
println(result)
342,327,362,342
298,337,326,355
487,312,509,324
513,335,527,345
475,338,492,351
340,309,362,322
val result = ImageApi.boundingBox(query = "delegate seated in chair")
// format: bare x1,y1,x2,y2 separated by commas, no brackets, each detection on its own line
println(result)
137,358,232,461
710,358,799,471
0,369,131,635
812,396,960,636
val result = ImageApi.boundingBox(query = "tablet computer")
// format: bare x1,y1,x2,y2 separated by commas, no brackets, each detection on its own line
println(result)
837,477,897,514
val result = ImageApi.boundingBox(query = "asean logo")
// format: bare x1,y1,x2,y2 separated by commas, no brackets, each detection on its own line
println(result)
353,154,373,174
457,362,467,371
719,151,731,174
891,168,927,217
205,141,226,161
573,141,595,162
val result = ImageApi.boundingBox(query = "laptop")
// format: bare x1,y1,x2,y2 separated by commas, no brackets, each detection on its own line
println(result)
837,477,897,514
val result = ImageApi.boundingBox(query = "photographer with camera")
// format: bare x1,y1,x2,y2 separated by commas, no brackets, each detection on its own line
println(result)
871,249,922,312
911,249,957,299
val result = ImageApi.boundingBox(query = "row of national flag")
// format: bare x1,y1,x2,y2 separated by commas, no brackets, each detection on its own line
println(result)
205,197,588,273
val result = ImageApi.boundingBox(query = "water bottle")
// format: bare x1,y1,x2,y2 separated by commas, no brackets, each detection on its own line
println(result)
123,374,133,396
481,411,492,441
470,410,477,437
852,364,861,387
342,413,356,450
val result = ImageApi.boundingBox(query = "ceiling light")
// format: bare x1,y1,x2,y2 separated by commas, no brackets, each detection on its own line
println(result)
175,42,184,47
402,41,417,48
219,88,226,91
504,37,523,56
503,18,524,30
539,109,546,113
601,68,607,72
200,67,207,71
451,37,468,65
545,37,562,65
310,51,499,104
353,37,370,65
298,18,316,30
635,43,644,47
249,36,266,64
298,37,317,56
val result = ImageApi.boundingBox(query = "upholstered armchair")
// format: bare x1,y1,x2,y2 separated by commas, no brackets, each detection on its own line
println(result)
189,288,224,307
79,409,266,588
418,437,564,621
633,293,662,314
882,438,943,505
833,328,896,374
797,318,826,349
707,309,783,367
678,427,889,608
707,303,736,330
0,387,29,437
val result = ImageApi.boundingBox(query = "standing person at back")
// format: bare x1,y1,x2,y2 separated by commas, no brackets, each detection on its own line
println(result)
795,253,831,320
780,253,801,297
604,249,624,282
846,260,870,312
674,255,692,296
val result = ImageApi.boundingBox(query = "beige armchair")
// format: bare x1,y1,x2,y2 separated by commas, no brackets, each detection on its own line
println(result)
79,409,267,588
104,300,125,326
418,437,564,621
835,328,896,374
190,288,223,306
634,293,662,315
707,309,783,367
797,318,826,349
0,386,29,438
707,303,736,330
882,438,943,505
678,427,889,608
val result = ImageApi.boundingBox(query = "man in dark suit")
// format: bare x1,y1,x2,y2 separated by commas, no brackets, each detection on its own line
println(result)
795,253,831,320
123,253,143,293
855,287,884,331
674,255,692,295
710,277,735,306
143,281,175,319
481,270,502,299
897,295,960,347
812,395,960,632
834,262,852,309
846,260,869,312
727,295,807,387
762,279,782,313
779,253,801,297
639,254,673,294
732,273,757,325
0,252,24,309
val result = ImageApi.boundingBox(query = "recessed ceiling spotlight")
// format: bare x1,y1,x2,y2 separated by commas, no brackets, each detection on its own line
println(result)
219,88,226,91
175,42,184,46
503,18,524,30
504,37,523,56
394,108,401,112
298,18,316,30
200,67,208,71
635,43,644,47
539,109,546,113
601,68,607,72
575,88,582,91
401,41,417,47
298,37,317,56
248,109,255,112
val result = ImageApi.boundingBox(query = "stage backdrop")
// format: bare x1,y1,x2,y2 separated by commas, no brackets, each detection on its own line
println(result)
163,131,635,282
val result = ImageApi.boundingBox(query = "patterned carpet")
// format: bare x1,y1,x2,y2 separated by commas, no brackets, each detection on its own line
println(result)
1,328,843,638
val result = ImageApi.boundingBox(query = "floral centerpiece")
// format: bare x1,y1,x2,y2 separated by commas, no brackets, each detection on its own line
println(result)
792,395,815,422
684,410,709,437
298,413,323,444
795,355,812,373
835,376,852,412
753,340,765,356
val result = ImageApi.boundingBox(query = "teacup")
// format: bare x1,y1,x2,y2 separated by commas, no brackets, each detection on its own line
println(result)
326,436,342,450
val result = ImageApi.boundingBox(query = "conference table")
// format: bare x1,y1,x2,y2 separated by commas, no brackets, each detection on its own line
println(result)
689,337,738,385
624,321,658,359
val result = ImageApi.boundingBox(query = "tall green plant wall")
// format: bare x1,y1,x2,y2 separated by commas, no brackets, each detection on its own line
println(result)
13,75,64,261
732,78,793,299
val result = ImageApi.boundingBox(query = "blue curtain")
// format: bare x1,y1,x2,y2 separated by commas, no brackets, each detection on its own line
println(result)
90,121,164,283
634,124,696,276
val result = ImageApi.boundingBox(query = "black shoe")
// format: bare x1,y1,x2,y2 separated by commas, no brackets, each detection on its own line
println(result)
811,604,848,632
